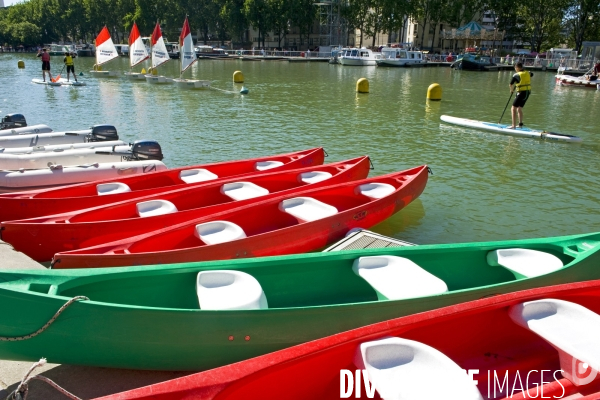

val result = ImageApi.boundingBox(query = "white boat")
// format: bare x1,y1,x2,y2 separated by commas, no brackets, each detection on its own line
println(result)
90,26,120,77
0,140,163,170
377,48,427,67
0,140,126,155
0,125,118,148
338,48,381,66
0,160,167,192
125,22,150,80
145,22,173,84
440,115,582,143
0,114,52,135
555,67,600,89
173,17,210,90
195,45,229,59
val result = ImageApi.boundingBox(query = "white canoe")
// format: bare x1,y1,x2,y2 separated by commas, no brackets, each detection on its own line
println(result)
0,140,126,155
0,125,118,148
32,78,61,86
0,160,167,192
440,115,582,143
0,125,53,136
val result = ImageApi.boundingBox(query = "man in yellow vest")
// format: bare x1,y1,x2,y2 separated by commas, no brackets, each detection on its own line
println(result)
64,52,78,83
509,62,533,129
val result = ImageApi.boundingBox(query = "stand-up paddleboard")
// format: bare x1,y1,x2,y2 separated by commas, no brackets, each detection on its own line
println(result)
58,78,86,86
440,115,582,143
32,79,61,86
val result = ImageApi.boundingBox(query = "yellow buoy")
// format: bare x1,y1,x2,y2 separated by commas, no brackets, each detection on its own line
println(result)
151,68,158,76
427,83,442,101
17,60,25,69
233,70,244,83
356,78,369,93
141,68,146,74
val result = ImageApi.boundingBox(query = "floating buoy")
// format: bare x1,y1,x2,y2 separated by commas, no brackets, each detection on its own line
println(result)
240,86,249,94
427,83,442,101
141,68,146,74
17,60,25,69
79,72,83,76
151,68,157,76
233,71,244,83
356,78,369,93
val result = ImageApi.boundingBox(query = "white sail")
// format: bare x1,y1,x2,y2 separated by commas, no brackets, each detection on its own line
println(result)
151,22,170,68
129,22,149,68
180,17,197,73
95,26,119,66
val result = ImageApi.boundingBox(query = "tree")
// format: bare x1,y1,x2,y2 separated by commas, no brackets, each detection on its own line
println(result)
517,0,567,52
564,0,600,52
244,0,271,48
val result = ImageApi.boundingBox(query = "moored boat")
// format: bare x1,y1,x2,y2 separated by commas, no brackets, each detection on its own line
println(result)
451,53,496,71
0,124,118,148
173,17,211,89
89,26,119,77
95,279,600,399
338,48,381,66
2,156,371,261
555,67,600,89
376,47,426,67
124,22,149,80
0,232,598,371
145,22,173,84
0,114,52,135
0,148,325,221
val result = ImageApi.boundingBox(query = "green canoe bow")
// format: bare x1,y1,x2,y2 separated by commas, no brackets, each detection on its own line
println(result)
0,232,599,371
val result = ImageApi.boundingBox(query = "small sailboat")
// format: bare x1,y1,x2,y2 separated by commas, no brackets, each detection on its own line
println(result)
90,26,119,77
124,22,149,80
173,17,210,89
145,22,173,84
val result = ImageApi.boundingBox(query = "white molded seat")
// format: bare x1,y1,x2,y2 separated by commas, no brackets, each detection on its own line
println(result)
255,160,284,171
196,270,268,310
96,182,131,196
487,249,564,279
194,221,247,245
179,169,218,184
279,197,338,223
136,200,178,218
354,337,484,400
509,299,600,386
352,256,448,300
357,182,395,199
298,171,333,184
221,182,269,201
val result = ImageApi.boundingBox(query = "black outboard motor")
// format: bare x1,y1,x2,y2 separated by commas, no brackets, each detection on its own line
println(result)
0,114,27,130
131,140,164,161
88,125,119,142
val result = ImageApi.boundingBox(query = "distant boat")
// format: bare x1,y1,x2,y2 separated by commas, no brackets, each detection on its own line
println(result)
338,47,381,66
124,22,149,80
173,17,210,89
89,26,120,77
166,42,180,59
145,22,173,84
377,47,426,67
194,45,229,59
451,53,496,71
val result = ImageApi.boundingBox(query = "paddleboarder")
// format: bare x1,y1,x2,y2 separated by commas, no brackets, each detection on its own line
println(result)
64,51,78,82
36,48,53,82
509,62,533,129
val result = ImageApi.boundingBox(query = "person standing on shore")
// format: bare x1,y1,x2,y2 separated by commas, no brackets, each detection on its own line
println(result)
509,62,533,129
36,48,53,82
64,51,78,82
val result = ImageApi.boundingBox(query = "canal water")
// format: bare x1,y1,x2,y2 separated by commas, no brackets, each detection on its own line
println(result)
1,54,599,245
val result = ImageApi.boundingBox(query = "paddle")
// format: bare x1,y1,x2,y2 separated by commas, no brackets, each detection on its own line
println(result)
52,65,66,83
498,91,513,124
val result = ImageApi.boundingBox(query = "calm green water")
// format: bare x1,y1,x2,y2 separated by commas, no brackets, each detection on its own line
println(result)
1,54,599,245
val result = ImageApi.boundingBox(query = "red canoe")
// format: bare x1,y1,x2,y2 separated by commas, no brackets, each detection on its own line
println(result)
95,279,600,400
2,156,371,262
0,148,325,221
51,166,428,269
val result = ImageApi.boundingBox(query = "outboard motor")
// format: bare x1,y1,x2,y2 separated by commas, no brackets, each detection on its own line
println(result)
88,125,119,142
131,140,164,161
0,114,27,130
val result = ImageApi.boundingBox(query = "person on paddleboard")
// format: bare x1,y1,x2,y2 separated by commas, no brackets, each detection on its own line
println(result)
509,62,533,129
36,48,53,82
64,52,78,82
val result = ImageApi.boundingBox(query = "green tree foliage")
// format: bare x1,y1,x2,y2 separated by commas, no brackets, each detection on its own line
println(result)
516,0,567,52
564,0,600,52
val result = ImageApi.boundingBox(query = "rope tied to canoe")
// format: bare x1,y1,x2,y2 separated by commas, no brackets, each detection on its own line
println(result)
0,296,88,342
6,358,82,400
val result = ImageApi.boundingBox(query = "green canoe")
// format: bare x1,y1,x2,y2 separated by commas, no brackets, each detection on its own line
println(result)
0,232,599,371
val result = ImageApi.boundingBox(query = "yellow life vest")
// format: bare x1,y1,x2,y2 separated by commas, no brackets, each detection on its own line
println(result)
515,71,531,91
65,55,74,66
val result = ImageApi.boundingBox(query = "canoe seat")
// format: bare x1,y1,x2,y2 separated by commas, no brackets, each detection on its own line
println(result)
279,197,338,223
221,182,269,201
357,182,395,199
354,337,484,400
298,171,333,184
179,169,218,184
136,200,178,218
196,270,268,310
96,182,131,196
487,249,563,279
195,221,247,245
509,299,600,386
352,256,448,300
255,160,284,171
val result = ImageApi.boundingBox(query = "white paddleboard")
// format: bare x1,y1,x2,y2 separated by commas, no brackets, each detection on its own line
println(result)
32,79,61,87
58,78,87,86
440,115,582,143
